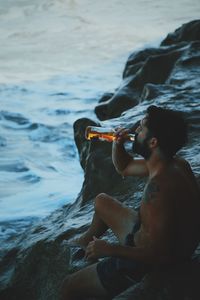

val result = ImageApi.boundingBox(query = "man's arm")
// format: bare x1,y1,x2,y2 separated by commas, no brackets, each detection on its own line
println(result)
112,129,148,177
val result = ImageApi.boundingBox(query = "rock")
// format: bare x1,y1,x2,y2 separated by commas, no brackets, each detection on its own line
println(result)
1,19,200,300
73,118,124,204
122,43,186,79
98,92,114,103
94,43,189,120
0,240,71,300
73,117,99,170
95,20,200,121
95,87,139,120
161,19,200,46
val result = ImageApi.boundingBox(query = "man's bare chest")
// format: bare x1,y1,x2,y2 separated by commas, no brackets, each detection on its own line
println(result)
142,179,161,204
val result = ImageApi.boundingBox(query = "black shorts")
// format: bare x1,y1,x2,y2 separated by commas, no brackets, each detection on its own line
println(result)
96,230,151,297
96,256,149,297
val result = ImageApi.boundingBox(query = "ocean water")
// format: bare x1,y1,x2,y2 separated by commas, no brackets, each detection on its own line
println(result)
0,0,199,242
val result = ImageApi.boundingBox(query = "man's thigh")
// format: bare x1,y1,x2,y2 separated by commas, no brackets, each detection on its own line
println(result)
61,263,110,299
96,193,138,243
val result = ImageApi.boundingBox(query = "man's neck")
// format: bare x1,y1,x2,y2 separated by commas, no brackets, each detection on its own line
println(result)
146,152,171,179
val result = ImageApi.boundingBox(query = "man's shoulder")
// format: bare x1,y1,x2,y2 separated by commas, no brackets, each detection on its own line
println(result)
157,156,192,184
174,155,190,168
150,157,197,198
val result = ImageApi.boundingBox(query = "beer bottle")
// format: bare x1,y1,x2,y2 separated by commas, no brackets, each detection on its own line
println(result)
85,126,135,142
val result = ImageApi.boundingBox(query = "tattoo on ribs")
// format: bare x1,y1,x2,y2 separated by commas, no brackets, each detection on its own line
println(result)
143,180,160,203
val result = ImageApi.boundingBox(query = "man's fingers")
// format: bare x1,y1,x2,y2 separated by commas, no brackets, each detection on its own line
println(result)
115,128,130,140
84,242,95,260
115,128,126,135
84,248,91,260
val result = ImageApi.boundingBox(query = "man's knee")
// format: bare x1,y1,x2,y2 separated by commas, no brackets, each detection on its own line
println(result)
94,193,110,212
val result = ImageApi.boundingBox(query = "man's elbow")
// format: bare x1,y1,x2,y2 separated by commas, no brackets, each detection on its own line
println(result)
115,167,128,177
115,167,124,176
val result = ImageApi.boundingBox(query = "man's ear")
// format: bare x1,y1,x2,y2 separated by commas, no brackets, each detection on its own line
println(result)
149,137,158,148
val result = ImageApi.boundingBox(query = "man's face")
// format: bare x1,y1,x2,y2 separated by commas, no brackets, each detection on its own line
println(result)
132,117,153,160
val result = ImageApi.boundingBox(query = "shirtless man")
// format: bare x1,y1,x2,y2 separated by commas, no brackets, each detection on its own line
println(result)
60,105,200,299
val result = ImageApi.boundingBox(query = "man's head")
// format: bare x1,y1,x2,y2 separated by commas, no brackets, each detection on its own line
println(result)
133,105,188,160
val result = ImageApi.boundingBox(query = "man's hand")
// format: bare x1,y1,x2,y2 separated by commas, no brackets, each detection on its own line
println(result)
85,237,112,260
114,127,130,144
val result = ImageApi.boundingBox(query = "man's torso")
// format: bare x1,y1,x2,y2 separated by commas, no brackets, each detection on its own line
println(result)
134,157,200,264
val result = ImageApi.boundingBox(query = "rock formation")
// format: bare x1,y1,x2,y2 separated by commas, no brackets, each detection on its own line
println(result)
0,20,200,300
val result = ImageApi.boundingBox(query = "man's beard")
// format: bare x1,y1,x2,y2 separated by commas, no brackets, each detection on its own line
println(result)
132,133,152,160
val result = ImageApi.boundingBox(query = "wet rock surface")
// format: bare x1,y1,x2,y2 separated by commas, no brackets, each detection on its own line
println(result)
1,20,200,300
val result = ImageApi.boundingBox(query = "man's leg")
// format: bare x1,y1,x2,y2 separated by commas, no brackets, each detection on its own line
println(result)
60,263,110,300
72,193,138,247
62,194,139,299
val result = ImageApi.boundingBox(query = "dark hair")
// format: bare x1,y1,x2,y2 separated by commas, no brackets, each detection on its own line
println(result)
146,105,188,158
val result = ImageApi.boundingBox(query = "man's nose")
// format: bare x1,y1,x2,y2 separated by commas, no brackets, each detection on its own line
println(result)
131,120,140,133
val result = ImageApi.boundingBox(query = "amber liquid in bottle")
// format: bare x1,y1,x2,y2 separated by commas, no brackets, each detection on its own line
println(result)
85,126,135,142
